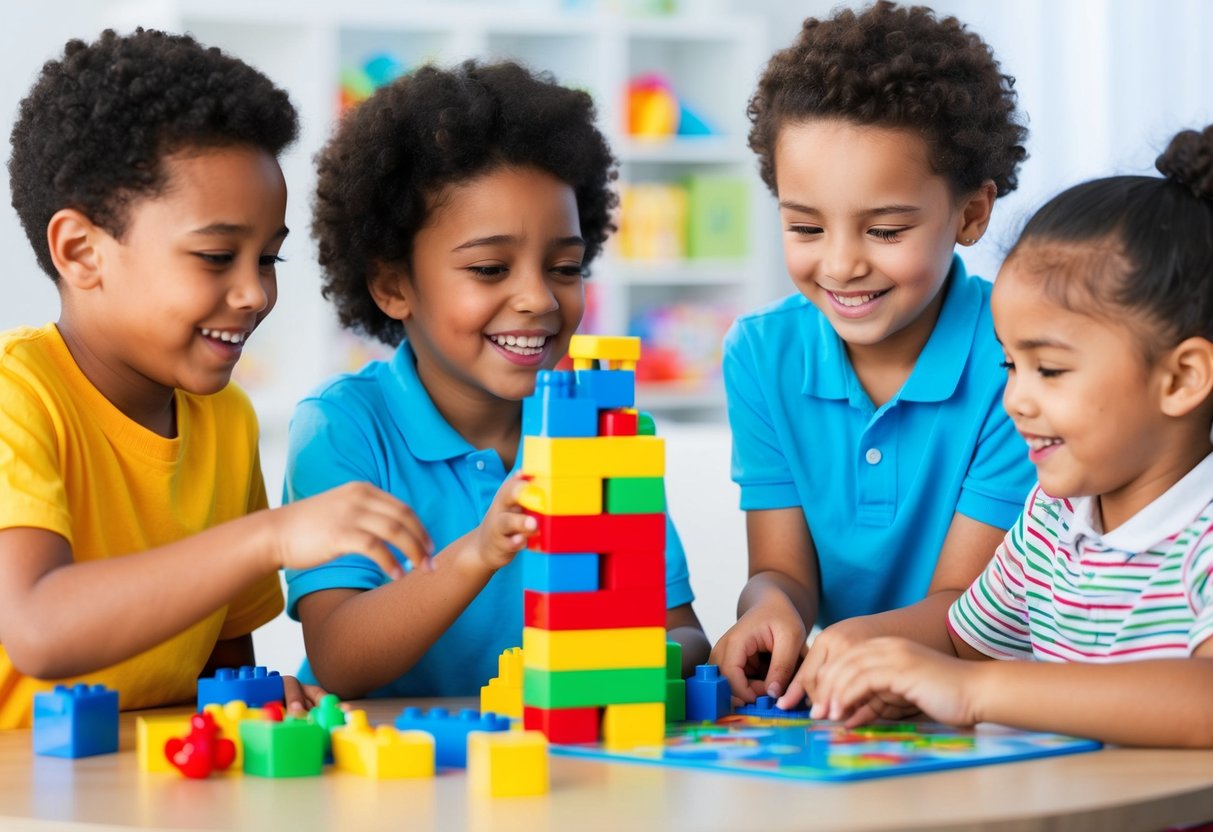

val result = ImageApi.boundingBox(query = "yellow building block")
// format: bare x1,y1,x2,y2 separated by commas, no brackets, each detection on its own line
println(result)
521,436,664,479
480,646,524,719
603,702,666,750
202,700,264,770
468,730,549,797
523,626,666,672
518,475,602,516
331,710,435,779
568,334,641,370
136,713,190,773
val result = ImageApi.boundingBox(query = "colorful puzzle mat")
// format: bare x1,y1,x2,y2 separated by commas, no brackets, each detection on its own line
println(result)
551,715,1102,782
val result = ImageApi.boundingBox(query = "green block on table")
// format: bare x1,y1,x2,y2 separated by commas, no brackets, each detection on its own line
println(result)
240,718,326,777
665,678,686,722
665,641,681,678
524,667,666,709
604,477,666,514
686,175,748,258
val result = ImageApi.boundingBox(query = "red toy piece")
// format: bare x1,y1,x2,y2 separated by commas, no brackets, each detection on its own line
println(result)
165,712,236,779
262,701,285,722
523,705,600,744
524,510,664,554
524,587,666,630
597,409,638,436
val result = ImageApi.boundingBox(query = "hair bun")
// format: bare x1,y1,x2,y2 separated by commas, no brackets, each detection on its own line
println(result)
1156,125,1213,199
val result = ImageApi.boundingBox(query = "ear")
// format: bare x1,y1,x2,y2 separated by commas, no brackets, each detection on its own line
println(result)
367,261,413,322
1157,336,1213,419
956,180,997,247
47,209,105,289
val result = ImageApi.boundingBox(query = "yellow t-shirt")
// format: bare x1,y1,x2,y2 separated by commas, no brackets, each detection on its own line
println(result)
0,325,283,728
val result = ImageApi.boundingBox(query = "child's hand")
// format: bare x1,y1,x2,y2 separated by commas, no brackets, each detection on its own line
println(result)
709,596,807,705
268,482,433,579
282,676,340,717
810,637,981,727
473,475,537,571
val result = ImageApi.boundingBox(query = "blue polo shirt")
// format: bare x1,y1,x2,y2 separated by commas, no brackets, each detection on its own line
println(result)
283,340,695,698
724,256,1034,627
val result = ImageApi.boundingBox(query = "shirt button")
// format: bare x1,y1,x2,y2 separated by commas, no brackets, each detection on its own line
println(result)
865,448,882,465
475,460,486,471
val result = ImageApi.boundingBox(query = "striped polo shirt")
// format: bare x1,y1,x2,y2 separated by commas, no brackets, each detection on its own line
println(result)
949,452,1213,662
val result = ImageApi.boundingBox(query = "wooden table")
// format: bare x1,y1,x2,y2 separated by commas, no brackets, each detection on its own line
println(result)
2,698,1212,831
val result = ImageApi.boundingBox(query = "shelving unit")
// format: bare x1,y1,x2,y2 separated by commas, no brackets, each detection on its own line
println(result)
111,0,780,423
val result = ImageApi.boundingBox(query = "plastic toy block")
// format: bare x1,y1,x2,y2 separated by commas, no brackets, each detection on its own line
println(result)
685,665,730,723
518,475,602,515
137,714,191,772
197,666,284,710
568,334,641,370
468,730,549,797
636,411,657,436
201,701,265,770
165,711,236,779
665,678,686,722
600,548,666,591
393,707,510,768
522,705,600,744
523,666,665,709
32,684,119,758
604,477,666,514
521,371,597,438
598,408,639,436
666,641,682,678
524,587,666,630
332,710,435,778
524,510,665,554
603,702,666,750
521,435,664,479
523,626,666,672
521,550,599,593
309,693,347,762
573,368,635,409
239,716,326,777
480,647,525,720
734,695,812,719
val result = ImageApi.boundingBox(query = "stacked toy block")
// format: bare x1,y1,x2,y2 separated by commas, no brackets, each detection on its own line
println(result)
519,335,667,749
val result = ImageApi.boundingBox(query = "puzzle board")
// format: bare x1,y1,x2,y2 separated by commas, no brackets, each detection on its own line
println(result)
550,714,1101,782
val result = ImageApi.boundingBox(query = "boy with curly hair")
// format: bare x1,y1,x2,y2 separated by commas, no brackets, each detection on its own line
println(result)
0,29,431,728
710,1,1037,709
286,60,710,699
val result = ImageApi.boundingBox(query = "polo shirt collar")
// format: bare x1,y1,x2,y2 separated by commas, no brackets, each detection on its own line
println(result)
800,254,979,403
1065,451,1213,553
384,340,476,462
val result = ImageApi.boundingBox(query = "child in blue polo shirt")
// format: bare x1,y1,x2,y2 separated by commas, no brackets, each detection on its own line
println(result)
285,60,710,700
711,2,1036,705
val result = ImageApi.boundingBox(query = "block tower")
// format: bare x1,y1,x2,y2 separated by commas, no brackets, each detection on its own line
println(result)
519,335,668,749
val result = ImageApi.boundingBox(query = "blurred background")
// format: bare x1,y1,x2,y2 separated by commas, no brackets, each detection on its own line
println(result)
3,0,1212,668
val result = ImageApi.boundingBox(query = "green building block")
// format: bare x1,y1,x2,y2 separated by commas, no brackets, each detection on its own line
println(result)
636,411,656,436
604,477,666,514
685,175,748,259
240,717,326,777
523,667,665,709
664,641,685,722
665,641,682,679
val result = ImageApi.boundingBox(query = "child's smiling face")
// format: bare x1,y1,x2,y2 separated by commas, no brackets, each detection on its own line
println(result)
992,254,1188,530
380,164,585,410
773,119,978,362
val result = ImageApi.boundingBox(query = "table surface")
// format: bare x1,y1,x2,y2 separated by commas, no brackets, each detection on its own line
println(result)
2,698,1212,832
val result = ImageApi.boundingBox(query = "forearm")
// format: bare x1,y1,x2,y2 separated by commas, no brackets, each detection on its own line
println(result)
12,514,275,678
843,591,962,655
303,532,495,699
666,603,711,675
738,570,817,629
973,658,1213,747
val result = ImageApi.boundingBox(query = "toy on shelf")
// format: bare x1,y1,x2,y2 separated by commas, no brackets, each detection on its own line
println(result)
165,712,236,779
340,51,408,113
519,334,667,750
625,73,714,138
32,683,119,758
197,665,284,711
628,301,736,386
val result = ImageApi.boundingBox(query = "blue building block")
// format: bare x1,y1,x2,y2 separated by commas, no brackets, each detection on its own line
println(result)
197,666,284,711
684,664,730,723
521,370,598,437
393,707,510,768
573,368,635,409
521,549,599,593
734,694,812,719
33,684,119,758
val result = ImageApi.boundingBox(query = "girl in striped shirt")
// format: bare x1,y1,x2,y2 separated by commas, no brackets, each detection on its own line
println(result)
806,124,1213,747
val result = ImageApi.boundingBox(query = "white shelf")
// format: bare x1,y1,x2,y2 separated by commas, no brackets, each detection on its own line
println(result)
617,136,750,165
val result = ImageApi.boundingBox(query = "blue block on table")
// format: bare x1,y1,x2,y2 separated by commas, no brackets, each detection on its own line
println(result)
197,665,284,710
684,664,730,723
394,706,510,768
33,684,119,758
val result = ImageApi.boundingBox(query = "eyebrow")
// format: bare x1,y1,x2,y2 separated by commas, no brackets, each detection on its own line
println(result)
452,234,586,252
189,223,290,241
778,200,921,218
995,335,1075,351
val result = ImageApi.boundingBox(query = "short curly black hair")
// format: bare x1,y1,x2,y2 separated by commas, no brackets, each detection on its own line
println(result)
748,1,1027,198
312,59,618,346
9,28,299,280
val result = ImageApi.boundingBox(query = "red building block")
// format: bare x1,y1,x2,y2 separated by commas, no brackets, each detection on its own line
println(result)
524,511,664,554
165,712,237,779
524,587,666,630
598,409,638,436
600,548,666,590
523,706,600,744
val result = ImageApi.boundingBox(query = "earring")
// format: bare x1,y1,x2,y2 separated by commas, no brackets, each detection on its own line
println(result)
963,237,977,245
